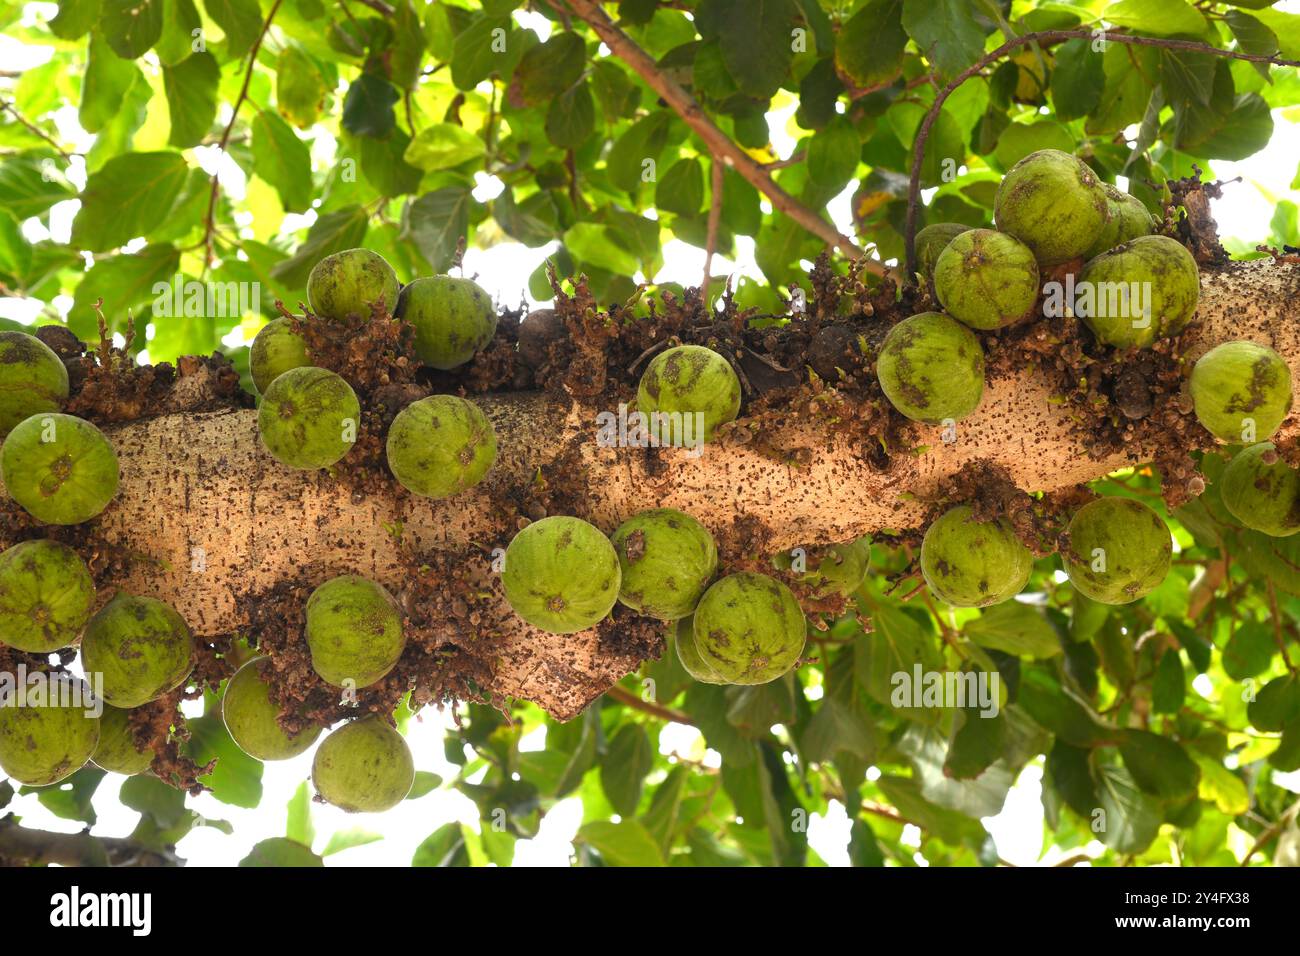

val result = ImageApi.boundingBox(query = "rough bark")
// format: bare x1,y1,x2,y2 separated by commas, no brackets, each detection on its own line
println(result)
1,259,1296,719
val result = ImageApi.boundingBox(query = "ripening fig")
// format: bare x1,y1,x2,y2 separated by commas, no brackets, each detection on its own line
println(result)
692,571,806,685
934,228,1040,331
876,312,984,424
0,686,100,786
222,657,322,761
81,594,195,708
774,536,872,599
0,330,69,437
1062,497,1172,605
386,394,497,499
1,412,120,525
502,516,621,633
1220,442,1300,538
0,539,95,653
312,715,414,813
257,366,360,470
994,148,1109,265
91,705,153,775
1076,235,1200,348
915,222,971,281
396,275,498,371
637,344,741,445
1190,341,1292,444
921,506,1032,608
305,576,406,689
674,615,726,685
307,248,400,321
250,318,311,394
610,508,718,621
1083,184,1155,260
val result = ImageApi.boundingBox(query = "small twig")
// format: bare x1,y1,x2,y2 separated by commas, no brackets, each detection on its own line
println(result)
701,158,724,303
0,99,71,161
903,29,1300,279
1239,798,1299,866
201,0,285,274
351,0,394,14
605,685,695,725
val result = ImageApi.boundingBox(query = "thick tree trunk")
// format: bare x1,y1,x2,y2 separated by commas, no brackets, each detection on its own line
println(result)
2,259,1296,719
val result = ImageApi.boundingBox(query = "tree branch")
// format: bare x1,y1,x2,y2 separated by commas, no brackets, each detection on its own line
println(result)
0,815,180,867
903,30,1300,279
201,0,284,274
604,685,695,725
562,0,884,275
702,158,724,302
0,99,72,162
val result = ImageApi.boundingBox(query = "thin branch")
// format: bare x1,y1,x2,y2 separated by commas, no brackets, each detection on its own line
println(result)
0,816,180,867
702,158,724,302
0,99,72,162
1239,798,1299,866
903,29,1300,280
562,0,884,275
352,0,395,15
604,685,695,725
201,0,285,274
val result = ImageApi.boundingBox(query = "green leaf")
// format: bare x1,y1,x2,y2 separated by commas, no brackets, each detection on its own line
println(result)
103,0,164,58
342,73,400,139
963,601,1062,659
944,705,1006,780
0,154,76,219
162,51,219,148
1017,668,1114,747
49,0,101,40
875,774,986,846
993,120,1075,170
322,828,384,856
285,781,315,847
240,837,324,867
1248,673,1300,732
902,0,987,79
607,111,672,194
1102,0,1208,37
412,823,471,866
36,768,105,824
451,16,516,91
510,31,586,107
71,150,189,252
835,0,906,91
1193,752,1248,816
1119,730,1200,800
718,0,798,100
1151,648,1186,714
404,122,484,171
545,80,595,149
120,774,188,827
600,724,653,816
577,819,665,866
1197,93,1273,161
202,0,264,58
271,204,370,292
67,243,180,338
641,765,687,854
252,109,313,213
400,187,471,273
81,31,143,135
156,0,202,66
1223,620,1275,680
1095,762,1161,854
406,771,442,800
806,115,860,201
564,221,640,275
1050,38,1105,120
183,714,264,809
856,604,945,723
276,45,328,129
655,157,705,217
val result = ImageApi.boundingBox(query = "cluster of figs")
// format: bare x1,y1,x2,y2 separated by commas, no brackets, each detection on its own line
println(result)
901,148,1296,609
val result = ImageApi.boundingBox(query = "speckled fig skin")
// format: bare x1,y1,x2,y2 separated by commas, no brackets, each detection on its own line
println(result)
257,366,360,470
91,704,153,775
610,508,718,621
1,412,120,525
1084,184,1155,259
1063,497,1172,605
693,571,806,685
0,687,100,786
250,318,311,394
637,344,741,445
305,576,406,689
502,516,621,634
920,506,1032,608
934,228,1040,330
774,536,872,599
1220,442,1300,537
1190,341,1293,444
0,330,69,437
312,715,414,813
1077,235,1201,348
386,395,497,499
0,539,95,652
397,275,498,371
674,615,726,684
994,148,1109,264
915,222,971,280
876,312,984,423
307,248,400,321
81,594,195,708
222,657,322,761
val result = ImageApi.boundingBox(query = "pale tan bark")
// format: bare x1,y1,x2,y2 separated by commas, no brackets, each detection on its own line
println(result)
2,259,1296,719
